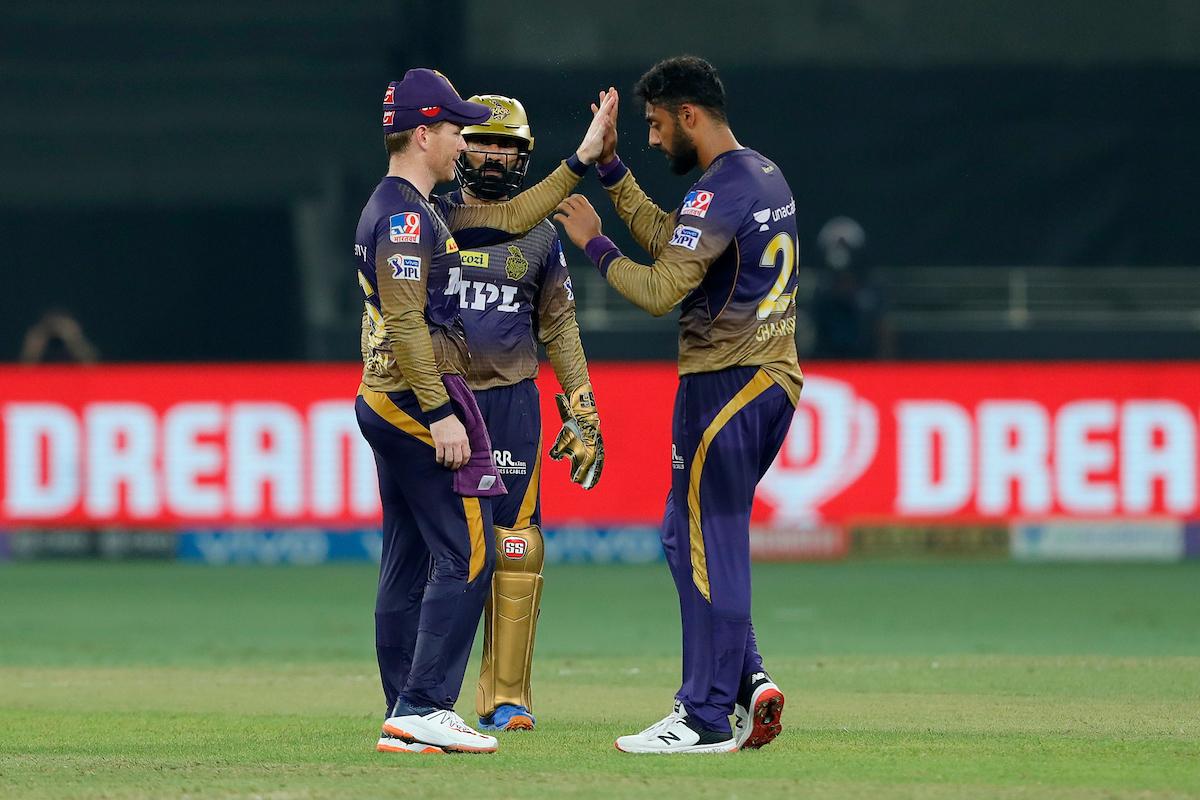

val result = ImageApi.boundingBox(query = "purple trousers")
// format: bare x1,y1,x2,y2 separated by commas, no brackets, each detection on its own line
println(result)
662,365,795,733
472,378,542,529
356,386,496,713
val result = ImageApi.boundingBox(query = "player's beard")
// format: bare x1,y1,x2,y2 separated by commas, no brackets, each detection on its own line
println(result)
665,125,699,175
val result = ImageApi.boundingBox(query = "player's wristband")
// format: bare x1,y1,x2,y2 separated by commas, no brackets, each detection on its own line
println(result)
565,153,591,177
584,235,621,278
425,400,454,423
597,156,627,187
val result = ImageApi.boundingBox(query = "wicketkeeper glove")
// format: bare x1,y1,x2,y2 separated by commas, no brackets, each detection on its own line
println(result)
549,382,604,490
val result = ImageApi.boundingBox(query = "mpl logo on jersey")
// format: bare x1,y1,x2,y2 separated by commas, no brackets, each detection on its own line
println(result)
502,536,527,559
388,212,421,243
680,190,714,218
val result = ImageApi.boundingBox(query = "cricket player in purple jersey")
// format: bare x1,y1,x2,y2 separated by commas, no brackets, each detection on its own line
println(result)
354,68,616,755
446,94,603,733
555,57,801,754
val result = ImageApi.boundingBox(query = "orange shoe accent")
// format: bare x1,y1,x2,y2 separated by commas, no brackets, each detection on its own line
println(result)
377,740,444,754
503,714,535,731
382,722,497,753
740,689,784,749
381,722,416,740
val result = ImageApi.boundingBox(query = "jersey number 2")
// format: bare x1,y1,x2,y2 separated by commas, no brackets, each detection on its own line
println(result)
756,231,797,320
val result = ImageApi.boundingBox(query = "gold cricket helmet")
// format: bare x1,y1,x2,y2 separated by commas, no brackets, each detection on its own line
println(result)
455,94,535,200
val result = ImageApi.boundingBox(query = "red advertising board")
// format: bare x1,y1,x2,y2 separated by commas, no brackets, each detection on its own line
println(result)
1,363,1198,527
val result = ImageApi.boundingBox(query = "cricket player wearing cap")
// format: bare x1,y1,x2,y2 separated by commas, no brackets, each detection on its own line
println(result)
444,94,602,733
355,68,615,755
555,58,800,754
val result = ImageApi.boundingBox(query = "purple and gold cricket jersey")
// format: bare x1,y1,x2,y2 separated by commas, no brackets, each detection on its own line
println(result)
437,193,586,393
355,177,468,419
432,191,592,530
592,149,803,404
354,158,589,418
587,149,804,734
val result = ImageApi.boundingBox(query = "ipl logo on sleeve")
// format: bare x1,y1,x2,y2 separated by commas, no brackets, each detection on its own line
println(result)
669,224,703,251
388,212,421,243
387,255,421,281
680,189,714,218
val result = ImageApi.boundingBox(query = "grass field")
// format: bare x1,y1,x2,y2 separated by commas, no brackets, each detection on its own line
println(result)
1,560,1198,799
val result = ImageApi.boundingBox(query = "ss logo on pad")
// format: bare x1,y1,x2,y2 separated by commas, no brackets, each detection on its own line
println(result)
502,537,527,559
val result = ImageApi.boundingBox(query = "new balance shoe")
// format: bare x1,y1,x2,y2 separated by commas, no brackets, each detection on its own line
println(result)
615,712,737,754
479,703,535,731
733,671,785,749
383,698,498,754
624,698,685,738
376,732,444,754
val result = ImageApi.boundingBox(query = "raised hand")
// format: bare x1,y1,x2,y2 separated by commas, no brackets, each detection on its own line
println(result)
590,87,619,166
576,90,618,165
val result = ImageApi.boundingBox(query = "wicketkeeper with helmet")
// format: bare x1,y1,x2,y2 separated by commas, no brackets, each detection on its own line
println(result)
448,94,604,732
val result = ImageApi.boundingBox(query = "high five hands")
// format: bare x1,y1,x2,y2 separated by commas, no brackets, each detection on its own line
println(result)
561,88,619,250
575,88,619,165
591,88,619,166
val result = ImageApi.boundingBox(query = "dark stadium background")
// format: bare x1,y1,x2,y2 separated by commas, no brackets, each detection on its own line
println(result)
2,0,1198,363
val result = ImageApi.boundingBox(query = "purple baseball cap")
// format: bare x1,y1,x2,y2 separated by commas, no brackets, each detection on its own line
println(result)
382,68,491,133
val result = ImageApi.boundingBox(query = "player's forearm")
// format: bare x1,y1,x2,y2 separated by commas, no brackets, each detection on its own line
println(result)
583,237,702,318
598,158,672,257
387,310,453,419
541,318,591,396
448,157,589,235
603,258,686,317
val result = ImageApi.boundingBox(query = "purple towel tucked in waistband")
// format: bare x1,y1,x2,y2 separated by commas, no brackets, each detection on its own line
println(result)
441,373,508,498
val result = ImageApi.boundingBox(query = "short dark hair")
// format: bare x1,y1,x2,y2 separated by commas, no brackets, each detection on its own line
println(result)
633,56,727,122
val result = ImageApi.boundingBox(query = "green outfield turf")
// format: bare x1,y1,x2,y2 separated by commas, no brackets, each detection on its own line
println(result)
1,560,1198,799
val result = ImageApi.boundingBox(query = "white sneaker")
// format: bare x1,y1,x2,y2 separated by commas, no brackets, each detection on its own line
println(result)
623,698,685,739
383,708,498,753
376,732,444,754
734,671,785,749
615,713,737,754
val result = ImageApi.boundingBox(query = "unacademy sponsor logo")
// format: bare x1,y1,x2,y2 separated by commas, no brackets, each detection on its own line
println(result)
771,198,796,223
